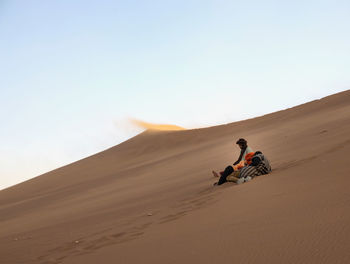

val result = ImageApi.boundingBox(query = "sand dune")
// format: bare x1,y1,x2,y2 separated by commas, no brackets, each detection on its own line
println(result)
1,90,350,264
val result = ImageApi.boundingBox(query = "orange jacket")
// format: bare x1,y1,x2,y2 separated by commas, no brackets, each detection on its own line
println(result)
244,152,255,165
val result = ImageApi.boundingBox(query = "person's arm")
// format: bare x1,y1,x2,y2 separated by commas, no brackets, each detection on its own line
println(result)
233,148,246,165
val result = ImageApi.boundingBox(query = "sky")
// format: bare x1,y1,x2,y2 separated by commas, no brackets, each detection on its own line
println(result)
1,0,349,190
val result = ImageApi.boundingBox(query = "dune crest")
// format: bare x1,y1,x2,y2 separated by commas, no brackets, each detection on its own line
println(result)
130,118,185,131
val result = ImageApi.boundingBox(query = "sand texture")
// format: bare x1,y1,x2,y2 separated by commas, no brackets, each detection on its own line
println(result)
1,90,350,264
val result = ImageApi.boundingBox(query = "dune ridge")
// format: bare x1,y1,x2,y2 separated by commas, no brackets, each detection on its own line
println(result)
1,90,350,264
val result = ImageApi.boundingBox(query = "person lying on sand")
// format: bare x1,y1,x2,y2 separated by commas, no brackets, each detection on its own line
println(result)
213,151,271,185
212,138,254,183
238,151,271,179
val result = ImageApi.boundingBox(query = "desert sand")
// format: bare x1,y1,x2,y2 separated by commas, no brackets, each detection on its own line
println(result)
1,90,350,264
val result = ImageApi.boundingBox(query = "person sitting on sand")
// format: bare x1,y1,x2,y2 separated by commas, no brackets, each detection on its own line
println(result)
233,138,254,170
213,151,271,186
212,138,254,185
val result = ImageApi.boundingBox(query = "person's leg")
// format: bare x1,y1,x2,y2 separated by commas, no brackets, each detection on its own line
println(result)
218,165,234,185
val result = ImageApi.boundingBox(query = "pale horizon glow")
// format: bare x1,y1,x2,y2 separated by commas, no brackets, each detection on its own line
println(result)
1,0,350,190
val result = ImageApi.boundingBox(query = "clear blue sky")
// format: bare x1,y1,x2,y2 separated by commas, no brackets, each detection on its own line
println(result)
1,0,349,189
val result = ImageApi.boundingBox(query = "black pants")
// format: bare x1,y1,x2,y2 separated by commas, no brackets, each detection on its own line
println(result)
218,165,234,185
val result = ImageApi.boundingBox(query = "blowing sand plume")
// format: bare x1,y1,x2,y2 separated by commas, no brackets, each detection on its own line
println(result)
130,118,185,131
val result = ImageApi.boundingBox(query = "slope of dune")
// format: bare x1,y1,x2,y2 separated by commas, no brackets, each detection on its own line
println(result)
1,90,350,264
